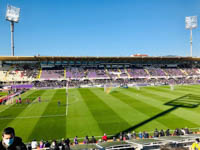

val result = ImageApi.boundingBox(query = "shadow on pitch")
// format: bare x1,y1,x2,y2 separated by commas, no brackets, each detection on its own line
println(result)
165,94,200,108
114,94,200,137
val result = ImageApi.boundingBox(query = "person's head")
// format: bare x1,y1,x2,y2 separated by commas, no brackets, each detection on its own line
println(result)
2,127,15,147
195,138,199,143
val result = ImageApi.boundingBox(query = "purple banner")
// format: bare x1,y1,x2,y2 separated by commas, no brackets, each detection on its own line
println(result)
11,84,33,89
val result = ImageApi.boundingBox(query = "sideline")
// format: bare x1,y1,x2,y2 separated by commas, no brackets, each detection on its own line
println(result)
66,83,69,116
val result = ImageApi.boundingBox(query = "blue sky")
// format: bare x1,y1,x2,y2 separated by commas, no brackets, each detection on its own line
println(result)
0,0,200,57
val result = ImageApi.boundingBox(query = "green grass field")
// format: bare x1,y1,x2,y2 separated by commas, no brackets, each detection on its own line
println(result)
0,92,8,96
0,85,200,142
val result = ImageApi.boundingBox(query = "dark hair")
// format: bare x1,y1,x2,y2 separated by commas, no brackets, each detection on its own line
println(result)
196,138,199,142
2,127,15,136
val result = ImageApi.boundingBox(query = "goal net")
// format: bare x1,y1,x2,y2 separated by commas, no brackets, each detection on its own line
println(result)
104,84,117,94
170,84,174,91
135,85,140,90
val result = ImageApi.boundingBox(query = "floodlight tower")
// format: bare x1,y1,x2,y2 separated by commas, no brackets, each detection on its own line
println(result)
6,5,20,56
185,16,197,57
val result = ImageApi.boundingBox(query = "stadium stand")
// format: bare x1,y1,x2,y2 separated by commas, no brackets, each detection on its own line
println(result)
147,68,166,76
0,56,197,84
41,69,64,80
24,127,200,150
0,64,39,82
0,56,200,87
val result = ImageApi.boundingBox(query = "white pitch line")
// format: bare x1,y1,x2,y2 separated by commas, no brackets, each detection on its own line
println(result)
66,86,69,116
0,114,66,120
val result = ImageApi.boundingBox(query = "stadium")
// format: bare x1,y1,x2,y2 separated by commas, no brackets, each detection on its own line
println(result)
1,0,200,150
0,56,200,149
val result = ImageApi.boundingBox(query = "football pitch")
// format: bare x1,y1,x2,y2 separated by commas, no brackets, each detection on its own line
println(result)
0,85,200,142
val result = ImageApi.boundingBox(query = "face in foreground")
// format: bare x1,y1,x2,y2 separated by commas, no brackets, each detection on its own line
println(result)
2,134,14,146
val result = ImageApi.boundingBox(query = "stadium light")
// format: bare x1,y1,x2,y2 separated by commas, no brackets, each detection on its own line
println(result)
6,5,21,56
185,16,197,57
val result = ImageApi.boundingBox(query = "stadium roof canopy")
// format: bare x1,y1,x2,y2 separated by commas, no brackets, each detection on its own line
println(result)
0,56,200,61
1,56,200,67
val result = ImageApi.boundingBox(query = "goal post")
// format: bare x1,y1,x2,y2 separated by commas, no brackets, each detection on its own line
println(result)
104,83,116,94
170,84,174,91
